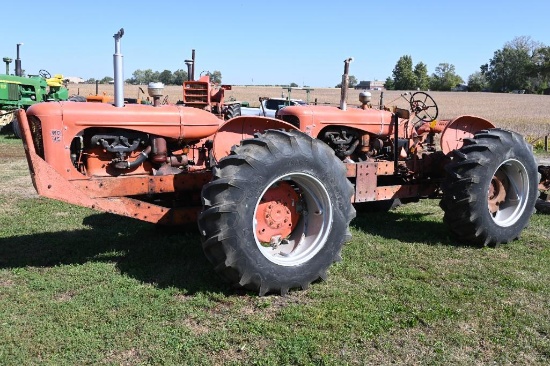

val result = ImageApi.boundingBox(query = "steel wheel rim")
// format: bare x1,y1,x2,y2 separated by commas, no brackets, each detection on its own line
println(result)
489,159,530,227
253,172,332,266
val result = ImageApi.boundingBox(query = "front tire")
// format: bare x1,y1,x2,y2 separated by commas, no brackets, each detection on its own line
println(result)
440,128,538,246
198,129,355,295
12,116,22,139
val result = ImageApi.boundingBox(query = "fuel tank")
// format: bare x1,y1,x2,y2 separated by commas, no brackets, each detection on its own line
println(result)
26,101,223,141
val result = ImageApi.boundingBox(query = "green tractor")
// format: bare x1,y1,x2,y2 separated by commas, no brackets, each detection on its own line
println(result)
1,44,70,138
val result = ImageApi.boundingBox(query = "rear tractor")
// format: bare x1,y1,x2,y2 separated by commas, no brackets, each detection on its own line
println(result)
16,30,539,295
180,49,242,120
1,43,70,138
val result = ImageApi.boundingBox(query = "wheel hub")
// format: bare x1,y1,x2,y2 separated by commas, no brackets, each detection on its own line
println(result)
488,172,508,214
255,181,300,244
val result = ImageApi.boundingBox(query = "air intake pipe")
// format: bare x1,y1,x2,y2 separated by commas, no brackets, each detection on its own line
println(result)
113,28,124,108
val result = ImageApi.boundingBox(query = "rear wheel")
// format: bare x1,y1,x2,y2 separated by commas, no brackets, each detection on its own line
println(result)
198,129,355,295
224,103,241,120
440,128,538,246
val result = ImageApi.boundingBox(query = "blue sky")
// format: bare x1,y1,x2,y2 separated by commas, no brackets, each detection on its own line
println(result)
2,1,548,87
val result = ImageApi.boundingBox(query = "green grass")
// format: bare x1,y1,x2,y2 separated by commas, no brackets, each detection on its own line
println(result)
1,136,550,365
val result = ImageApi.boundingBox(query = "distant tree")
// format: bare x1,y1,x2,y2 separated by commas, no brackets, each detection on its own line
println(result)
414,62,430,90
392,55,416,90
384,76,395,90
335,75,357,88
480,37,540,92
142,69,155,84
527,46,550,93
430,63,463,91
505,35,544,56
85,78,96,84
206,70,222,84
348,75,358,88
127,69,146,84
467,71,488,92
290,82,299,87
100,76,113,84
173,69,188,85
159,70,174,85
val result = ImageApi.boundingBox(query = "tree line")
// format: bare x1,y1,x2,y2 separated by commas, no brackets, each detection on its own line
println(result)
84,69,223,86
382,36,550,93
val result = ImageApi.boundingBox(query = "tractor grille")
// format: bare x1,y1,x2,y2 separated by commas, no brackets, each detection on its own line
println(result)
28,115,44,159
8,84,19,100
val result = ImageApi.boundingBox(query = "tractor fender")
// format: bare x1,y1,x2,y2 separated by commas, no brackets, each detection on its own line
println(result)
212,116,298,161
440,115,495,155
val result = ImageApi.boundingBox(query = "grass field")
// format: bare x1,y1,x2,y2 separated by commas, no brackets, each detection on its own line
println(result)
1,91,550,364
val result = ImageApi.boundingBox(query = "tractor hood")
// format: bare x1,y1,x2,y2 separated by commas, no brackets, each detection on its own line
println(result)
26,101,224,141
277,105,397,137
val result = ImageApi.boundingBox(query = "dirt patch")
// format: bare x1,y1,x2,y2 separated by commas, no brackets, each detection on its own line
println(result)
0,155,36,199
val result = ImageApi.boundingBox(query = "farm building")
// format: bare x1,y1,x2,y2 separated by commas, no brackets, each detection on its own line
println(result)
355,80,385,90
65,76,85,84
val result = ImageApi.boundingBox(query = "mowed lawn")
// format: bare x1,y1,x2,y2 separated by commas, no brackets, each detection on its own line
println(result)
1,90,550,364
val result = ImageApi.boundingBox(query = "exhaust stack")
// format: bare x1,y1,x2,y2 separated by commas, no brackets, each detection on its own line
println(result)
113,28,124,107
339,57,353,111
15,43,23,77
185,49,195,81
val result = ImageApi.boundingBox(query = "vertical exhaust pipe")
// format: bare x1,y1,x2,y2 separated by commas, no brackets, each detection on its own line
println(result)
185,49,195,82
339,57,353,111
15,43,23,77
113,28,124,107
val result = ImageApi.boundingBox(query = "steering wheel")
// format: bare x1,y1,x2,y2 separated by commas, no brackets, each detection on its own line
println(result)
161,95,169,105
409,92,438,122
39,69,51,79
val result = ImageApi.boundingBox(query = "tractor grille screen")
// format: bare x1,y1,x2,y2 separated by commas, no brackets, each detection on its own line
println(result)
28,115,44,159
8,84,19,100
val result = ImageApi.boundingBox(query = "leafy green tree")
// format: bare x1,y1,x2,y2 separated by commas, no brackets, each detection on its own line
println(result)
85,78,97,84
384,77,394,90
206,70,222,84
527,46,550,93
467,71,488,92
173,69,188,85
159,70,174,85
348,75,358,88
392,55,416,90
335,75,357,88
127,69,146,84
430,63,463,91
100,76,113,84
481,41,532,92
414,62,430,90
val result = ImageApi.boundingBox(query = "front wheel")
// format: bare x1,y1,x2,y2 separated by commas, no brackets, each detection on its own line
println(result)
440,128,538,246
198,129,355,295
11,116,22,139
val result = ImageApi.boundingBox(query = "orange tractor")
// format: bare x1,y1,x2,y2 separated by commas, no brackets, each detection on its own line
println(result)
17,30,539,295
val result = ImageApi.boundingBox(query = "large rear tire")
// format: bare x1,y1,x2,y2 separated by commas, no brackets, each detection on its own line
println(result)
440,128,538,246
198,129,355,295
224,103,241,120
